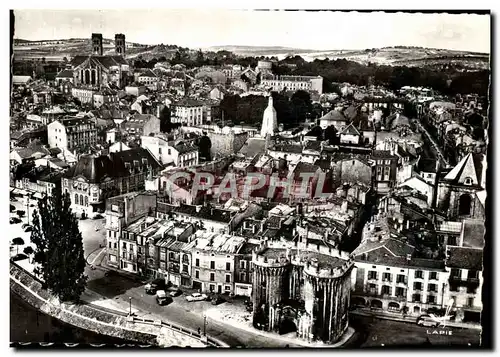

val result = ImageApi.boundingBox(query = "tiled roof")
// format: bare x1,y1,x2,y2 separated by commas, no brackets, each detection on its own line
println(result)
446,246,483,270
320,109,347,122
461,219,485,249
372,150,398,160
340,123,360,136
173,98,203,107
443,153,484,187
173,204,234,224
56,69,74,78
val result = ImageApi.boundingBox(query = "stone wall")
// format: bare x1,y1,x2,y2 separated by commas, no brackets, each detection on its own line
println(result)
9,262,212,348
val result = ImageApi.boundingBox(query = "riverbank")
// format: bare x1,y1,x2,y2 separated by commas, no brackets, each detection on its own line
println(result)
10,291,139,347
10,261,205,348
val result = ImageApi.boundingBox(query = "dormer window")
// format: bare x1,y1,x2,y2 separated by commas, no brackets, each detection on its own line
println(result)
464,177,473,185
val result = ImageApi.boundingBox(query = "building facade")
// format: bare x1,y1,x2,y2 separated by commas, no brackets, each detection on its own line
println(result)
47,118,98,151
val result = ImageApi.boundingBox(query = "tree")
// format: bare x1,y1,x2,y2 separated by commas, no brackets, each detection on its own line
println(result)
12,237,24,255
23,246,34,263
30,192,87,302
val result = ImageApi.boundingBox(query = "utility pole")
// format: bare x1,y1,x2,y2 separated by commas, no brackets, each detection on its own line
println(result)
129,297,132,316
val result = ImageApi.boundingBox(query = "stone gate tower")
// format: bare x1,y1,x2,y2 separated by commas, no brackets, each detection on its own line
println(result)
251,240,354,344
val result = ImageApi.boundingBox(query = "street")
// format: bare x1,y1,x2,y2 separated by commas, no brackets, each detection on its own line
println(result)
413,118,449,167
84,265,300,347
344,315,481,348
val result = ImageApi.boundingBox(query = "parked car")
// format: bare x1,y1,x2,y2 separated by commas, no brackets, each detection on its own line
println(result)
211,295,225,305
10,217,22,224
156,290,173,306
416,314,440,328
24,226,33,233
186,292,208,302
22,223,31,230
169,289,182,297
145,278,166,295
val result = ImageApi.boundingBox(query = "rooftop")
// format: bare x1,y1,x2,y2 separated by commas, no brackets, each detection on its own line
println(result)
446,246,483,271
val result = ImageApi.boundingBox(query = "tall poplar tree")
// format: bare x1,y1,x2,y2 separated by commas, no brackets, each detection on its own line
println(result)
30,192,87,302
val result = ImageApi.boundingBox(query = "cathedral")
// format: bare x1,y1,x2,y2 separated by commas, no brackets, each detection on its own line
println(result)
70,33,131,90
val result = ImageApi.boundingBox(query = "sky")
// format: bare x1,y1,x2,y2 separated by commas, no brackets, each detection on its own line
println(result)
13,9,491,53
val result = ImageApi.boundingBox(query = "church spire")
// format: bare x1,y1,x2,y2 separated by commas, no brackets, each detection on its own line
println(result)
261,92,277,138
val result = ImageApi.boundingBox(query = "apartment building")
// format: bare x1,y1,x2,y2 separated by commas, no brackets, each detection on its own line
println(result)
443,246,483,323
171,98,204,126
352,236,448,316
261,75,324,95
105,192,157,269
47,117,98,151
186,232,247,294
141,134,199,168
372,150,398,194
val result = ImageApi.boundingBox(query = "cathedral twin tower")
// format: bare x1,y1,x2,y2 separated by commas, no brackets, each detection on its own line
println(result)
91,33,126,56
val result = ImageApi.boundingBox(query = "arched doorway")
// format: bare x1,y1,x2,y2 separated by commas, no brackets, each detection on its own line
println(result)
388,302,400,312
278,305,298,335
459,194,472,216
371,299,383,309
351,297,366,307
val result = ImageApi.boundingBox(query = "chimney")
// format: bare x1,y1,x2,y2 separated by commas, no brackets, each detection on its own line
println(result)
406,254,411,262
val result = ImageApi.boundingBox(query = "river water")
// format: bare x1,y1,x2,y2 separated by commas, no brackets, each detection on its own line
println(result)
10,291,144,347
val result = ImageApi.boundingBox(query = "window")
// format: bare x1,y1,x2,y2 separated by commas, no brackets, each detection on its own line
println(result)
195,258,200,267
468,270,479,279
395,287,405,297
225,274,231,283
413,294,421,302
210,261,215,269
385,160,391,165
396,274,406,283
122,242,126,249
449,236,457,246
240,272,246,281
429,272,438,280
368,271,377,280
113,242,117,249
428,283,437,292
240,260,246,269
464,177,472,185
210,273,215,281
381,285,391,295
109,241,112,248
427,295,436,304
195,270,199,279
225,286,231,291
182,264,188,273
226,262,231,271
450,268,461,278
467,297,474,307
382,272,391,282
415,270,423,279
413,282,422,291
